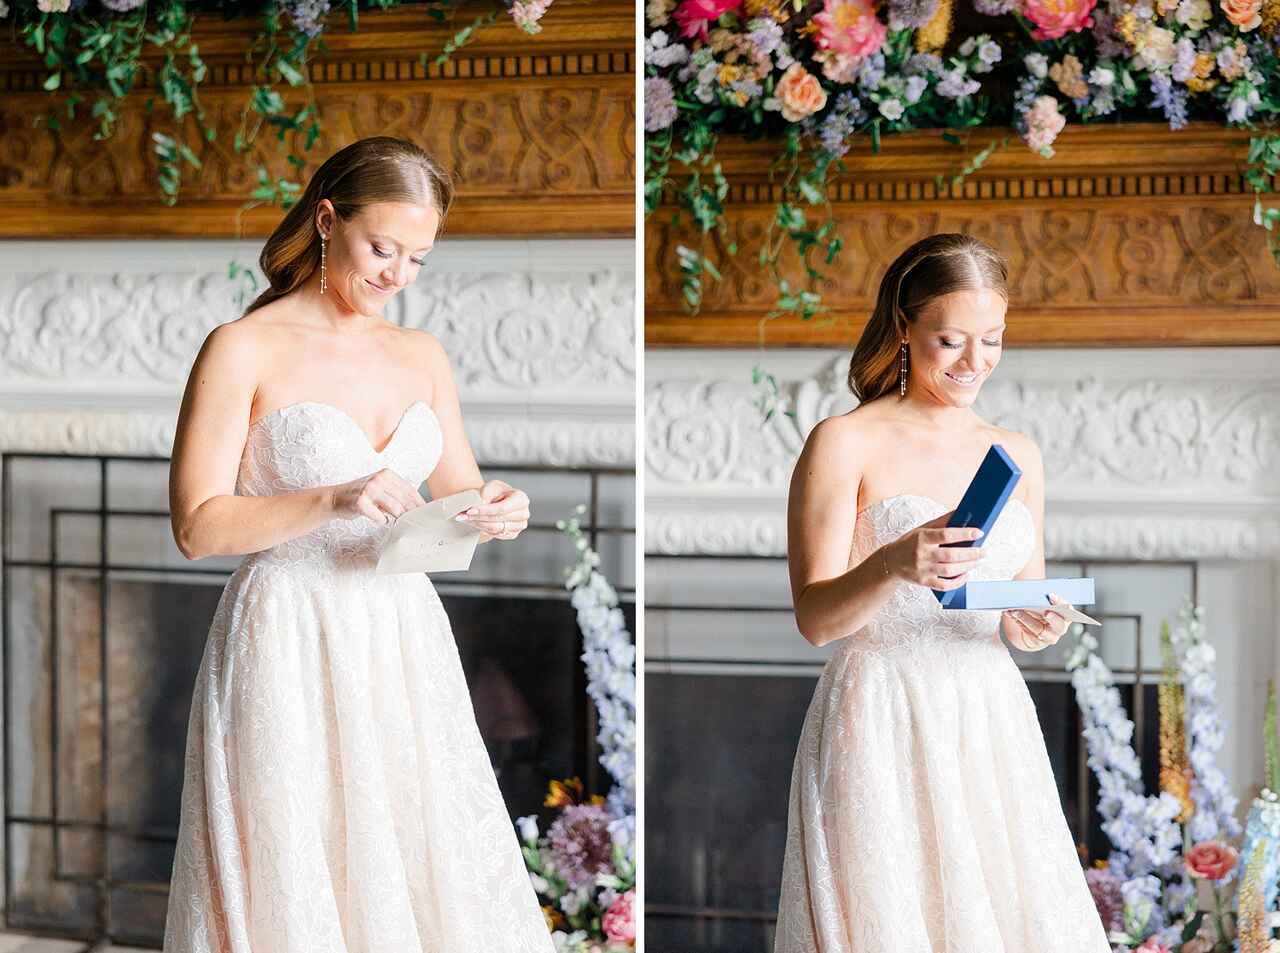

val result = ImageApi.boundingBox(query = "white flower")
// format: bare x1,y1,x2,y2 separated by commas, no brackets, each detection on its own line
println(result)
1088,65,1115,87
0,1,10,17
1134,25,1176,70
1175,0,1210,28
1024,52,1049,78
517,814,539,845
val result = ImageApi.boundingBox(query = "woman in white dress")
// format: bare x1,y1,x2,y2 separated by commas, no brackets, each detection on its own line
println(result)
774,233,1111,952
163,136,554,953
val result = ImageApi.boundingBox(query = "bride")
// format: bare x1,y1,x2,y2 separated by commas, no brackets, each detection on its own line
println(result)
774,232,1111,952
163,136,553,952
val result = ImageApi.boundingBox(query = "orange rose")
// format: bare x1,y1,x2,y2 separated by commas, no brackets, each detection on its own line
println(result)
776,63,828,122
1221,0,1261,30
1185,840,1239,881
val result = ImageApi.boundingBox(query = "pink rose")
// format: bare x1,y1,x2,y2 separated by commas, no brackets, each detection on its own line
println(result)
1135,938,1172,953
1221,0,1262,29
1022,0,1097,40
813,0,887,58
602,889,635,943
1024,95,1066,156
775,63,828,123
672,0,742,40
1185,840,1239,881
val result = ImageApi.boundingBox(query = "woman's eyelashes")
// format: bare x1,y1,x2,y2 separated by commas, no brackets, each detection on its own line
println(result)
939,338,1003,349
372,245,427,266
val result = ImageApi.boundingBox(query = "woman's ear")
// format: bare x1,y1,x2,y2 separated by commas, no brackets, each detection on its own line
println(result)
314,199,333,239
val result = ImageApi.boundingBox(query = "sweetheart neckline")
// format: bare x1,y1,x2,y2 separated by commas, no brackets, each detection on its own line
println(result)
247,399,435,455
856,492,1032,521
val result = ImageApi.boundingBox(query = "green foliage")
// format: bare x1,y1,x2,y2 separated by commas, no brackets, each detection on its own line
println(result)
1247,135,1280,267
16,0,526,211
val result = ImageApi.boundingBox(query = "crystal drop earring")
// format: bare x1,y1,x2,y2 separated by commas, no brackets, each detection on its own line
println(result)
899,340,907,397
320,236,327,295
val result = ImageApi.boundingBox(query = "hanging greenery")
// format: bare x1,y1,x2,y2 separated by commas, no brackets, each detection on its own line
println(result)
5,0,555,211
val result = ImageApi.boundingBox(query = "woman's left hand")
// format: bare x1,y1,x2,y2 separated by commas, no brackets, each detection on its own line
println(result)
1003,592,1073,652
456,480,530,541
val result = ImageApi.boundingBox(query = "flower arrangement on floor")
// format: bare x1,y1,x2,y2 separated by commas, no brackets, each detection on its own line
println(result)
1066,599,1280,951
644,0,1280,316
513,505,637,952
3,0,552,207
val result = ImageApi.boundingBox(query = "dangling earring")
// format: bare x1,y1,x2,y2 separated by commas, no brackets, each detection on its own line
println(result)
320,236,327,295
899,340,908,396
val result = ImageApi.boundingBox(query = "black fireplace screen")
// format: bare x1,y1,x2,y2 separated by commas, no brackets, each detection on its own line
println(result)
644,551,1198,953
1,451,635,949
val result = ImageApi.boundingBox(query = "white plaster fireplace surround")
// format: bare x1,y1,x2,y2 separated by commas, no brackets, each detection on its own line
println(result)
0,238,635,466
646,346,1280,809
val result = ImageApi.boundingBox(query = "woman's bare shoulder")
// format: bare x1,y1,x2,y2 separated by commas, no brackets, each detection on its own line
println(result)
985,423,1043,477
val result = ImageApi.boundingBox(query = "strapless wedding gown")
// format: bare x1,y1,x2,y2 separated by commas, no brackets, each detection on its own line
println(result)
163,400,554,953
774,494,1111,953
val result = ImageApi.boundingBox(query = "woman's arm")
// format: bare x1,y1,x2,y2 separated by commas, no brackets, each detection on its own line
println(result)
787,418,984,647
169,323,330,559
418,332,530,541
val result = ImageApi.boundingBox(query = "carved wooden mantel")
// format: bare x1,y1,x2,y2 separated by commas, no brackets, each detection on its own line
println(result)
645,123,1280,347
0,0,634,239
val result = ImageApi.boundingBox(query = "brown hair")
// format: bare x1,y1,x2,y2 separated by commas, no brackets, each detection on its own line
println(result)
847,233,1008,402
243,136,454,315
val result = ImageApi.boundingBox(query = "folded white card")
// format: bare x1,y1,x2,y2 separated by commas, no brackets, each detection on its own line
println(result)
1022,605,1102,626
375,489,483,575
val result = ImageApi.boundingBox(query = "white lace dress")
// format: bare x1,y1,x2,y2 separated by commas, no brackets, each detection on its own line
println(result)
774,494,1111,953
163,400,554,953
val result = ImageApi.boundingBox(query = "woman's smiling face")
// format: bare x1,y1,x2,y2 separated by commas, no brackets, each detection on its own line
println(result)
318,200,441,314
904,287,1008,407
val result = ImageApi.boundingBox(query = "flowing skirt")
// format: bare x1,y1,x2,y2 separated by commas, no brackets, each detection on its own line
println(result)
163,556,554,953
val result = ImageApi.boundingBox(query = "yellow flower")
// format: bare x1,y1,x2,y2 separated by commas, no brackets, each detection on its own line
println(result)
646,0,674,26
915,0,953,52
717,63,744,85
1049,54,1088,99
545,776,586,807
1186,76,1219,91
1116,10,1138,41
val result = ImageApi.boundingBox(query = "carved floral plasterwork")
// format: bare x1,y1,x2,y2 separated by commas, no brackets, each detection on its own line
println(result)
646,354,1280,558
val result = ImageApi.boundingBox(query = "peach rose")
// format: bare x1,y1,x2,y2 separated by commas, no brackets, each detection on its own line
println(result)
1185,840,1239,880
1135,939,1172,953
775,63,828,123
1221,0,1262,29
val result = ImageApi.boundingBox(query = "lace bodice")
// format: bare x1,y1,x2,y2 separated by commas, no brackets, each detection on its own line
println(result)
843,493,1036,654
235,400,443,570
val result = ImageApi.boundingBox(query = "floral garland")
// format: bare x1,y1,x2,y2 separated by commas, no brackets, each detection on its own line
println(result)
3,0,552,208
1066,600,1280,952
644,0,1280,317
512,505,637,953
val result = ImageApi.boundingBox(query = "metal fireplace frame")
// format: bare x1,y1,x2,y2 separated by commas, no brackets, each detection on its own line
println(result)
1,450,635,950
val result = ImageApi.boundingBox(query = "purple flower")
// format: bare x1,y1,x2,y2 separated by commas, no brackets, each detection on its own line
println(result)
888,0,939,29
284,0,331,37
100,0,145,10
1085,868,1125,932
748,17,784,57
1149,72,1188,130
645,76,678,131
548,804,615,890
972,0,1017,12
820,110,856,156
937,67,979,98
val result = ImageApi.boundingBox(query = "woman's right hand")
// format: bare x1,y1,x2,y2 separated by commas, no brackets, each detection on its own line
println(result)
881,509,987,590
330,468,427,525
